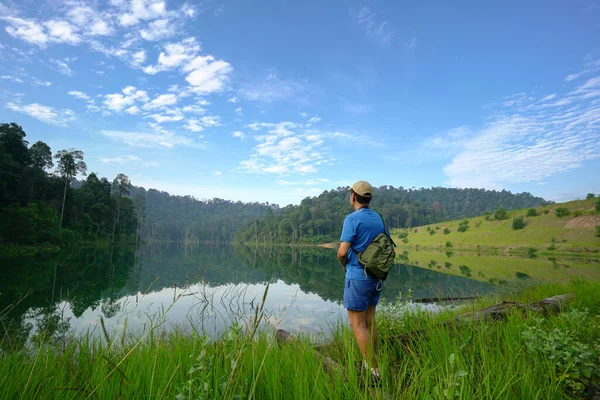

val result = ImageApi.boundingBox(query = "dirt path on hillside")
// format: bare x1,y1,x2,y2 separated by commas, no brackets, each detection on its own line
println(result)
564,215,600,229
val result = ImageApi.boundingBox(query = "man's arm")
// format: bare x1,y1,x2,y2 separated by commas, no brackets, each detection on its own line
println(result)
337,241,351,271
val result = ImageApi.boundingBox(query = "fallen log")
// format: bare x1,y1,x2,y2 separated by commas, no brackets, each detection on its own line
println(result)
387,293,574,344
411,296,479,304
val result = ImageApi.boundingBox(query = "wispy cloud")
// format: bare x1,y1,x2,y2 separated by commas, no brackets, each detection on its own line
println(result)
352,6,394,45
239,119,381,175
50,58,75,76
101,129,203,148
564,59,600,82
100,155,140,164
6,101,75,126
238,72,305,103
434,66,600,189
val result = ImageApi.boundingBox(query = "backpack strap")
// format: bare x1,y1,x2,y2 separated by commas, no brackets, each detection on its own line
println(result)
352,211,396,254
376,212,396,247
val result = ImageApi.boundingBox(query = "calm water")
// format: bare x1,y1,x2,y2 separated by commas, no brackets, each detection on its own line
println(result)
2,244,599,339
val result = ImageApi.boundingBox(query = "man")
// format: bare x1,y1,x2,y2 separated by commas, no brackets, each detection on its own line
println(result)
337,180,386,384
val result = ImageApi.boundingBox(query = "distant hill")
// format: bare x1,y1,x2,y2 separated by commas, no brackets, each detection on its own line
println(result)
236,186,549,244
394,198,600,254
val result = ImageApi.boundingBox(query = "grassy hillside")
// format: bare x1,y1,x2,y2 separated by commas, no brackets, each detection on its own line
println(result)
391,198,600,254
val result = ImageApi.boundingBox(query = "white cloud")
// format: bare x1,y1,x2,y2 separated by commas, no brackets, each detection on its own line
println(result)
539,94,557,102
232,131,245,140
132,50,146,65
118,0,168,27
184,119,204,132
200,115,220,127
228,96,238,103
140,18,176,41
143,93,178,110
183,55,232,93
307,116,321,124
564,59,600,82
146,112,183,123
28,76,51,87
238,122,331,175
235,107,243,116
1,75,24,83
125,105,140,114
103,86,149,112
352,6,394,45
1,16,48,47
213,170,222,176
182,104,206,114
51,58,75,76
101,129,200,148
44,20,81,44
67,6,114,36
439,73,600,189
6,102,75,126
143,37,201,74
143,161,161,167
100,155,140,164
183,115,220,132
68,90,91,100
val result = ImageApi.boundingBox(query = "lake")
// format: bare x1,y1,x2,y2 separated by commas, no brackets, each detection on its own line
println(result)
2,244,599,341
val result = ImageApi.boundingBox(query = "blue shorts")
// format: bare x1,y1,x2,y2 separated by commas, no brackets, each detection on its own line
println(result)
343,278,384,311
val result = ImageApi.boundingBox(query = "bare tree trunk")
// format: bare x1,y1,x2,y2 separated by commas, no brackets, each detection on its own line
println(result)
59,177,69,228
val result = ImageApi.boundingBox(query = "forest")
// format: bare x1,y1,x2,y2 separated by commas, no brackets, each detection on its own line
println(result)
0,122,139,256
235,186,549,244
1,121,550,251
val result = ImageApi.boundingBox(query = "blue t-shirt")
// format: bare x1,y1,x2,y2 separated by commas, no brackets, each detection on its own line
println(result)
340,207,387,281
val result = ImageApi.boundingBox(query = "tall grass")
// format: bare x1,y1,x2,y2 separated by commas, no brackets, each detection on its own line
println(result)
1,280,599,399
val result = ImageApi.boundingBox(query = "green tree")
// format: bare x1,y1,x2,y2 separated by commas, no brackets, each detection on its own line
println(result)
555,207,570,218
112,173,131,241
526,208,538,217
595,200,600,213
494,206,507,220
54,149,87,228
512,216,525,230
586,193,596,200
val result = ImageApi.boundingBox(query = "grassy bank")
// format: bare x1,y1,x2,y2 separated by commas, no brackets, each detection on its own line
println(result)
1,280,600,399
392,199,600,254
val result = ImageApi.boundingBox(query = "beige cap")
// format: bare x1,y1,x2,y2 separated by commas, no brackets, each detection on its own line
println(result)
350,180,373,197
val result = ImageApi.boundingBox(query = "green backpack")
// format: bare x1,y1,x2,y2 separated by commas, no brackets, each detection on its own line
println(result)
353,215,397,280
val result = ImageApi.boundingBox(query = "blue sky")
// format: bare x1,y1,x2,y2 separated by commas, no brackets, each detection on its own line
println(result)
0,0,599,206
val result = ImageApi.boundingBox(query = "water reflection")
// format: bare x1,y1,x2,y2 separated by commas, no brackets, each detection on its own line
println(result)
3,243,598,339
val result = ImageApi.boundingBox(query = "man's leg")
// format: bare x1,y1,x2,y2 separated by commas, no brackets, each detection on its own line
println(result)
366,305,378,357
347,309,378,369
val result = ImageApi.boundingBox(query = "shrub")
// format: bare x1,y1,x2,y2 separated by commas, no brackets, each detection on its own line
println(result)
444,262,452,269
429,229,436,236
443,228,451,235
458,265,471,277
595,199,600,212
573,210,583,217
398,231,408,239
526,208,538,217
445,241,452,248
512,216,525,230
547,244,556,251
402,237,409,244
528,247,538,258
586,193,596,200
475,221,482,227
457,219,469,232
543,209,550,215
522,316,600,396
494,206,507,220
596,225,600,238
555,207,570,217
